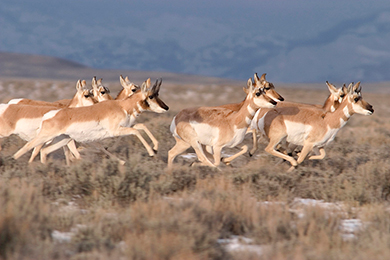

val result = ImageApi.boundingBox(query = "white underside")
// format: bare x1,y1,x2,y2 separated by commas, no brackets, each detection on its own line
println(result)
189,121,220,146
14,118,43,141
65,118,114,143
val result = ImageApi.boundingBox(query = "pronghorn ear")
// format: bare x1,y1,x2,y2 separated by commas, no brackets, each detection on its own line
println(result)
76,80,83,91
141,78,151,97
242,87,249,94
326,81,337,93
97,78,103,86
247,78,254,93
259,73,267,83
119,75,126,87
81,80,87,88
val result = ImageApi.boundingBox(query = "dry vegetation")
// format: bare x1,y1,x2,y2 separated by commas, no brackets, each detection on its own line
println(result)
0,77,390,260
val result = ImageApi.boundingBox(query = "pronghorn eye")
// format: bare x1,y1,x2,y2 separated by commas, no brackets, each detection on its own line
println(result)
101,91,105,95
84,95,90,98
149,95,154,99
354,97,359,102
340,94,345,98
132,89,137,92
255,92,261,97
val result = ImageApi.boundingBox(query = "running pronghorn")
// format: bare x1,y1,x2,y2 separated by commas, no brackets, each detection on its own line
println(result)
249,81,346,156
0,80,97,157
28,77,115,164
252,82,373,171
167,76,278,169
36,75,161,165
13,78,169,161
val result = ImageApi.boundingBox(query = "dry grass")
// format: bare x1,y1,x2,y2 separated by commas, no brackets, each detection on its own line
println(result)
0,77,389,259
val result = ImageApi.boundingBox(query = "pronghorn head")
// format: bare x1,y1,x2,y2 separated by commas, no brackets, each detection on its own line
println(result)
345,82,374,116
253,73,284,102
117,75,140,100
70,79,98,107
245,77,277,108
91,76,113,102
325,81,346,112
140,78,169,113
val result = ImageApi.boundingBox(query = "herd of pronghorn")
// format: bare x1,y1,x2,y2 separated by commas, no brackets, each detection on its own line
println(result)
0,73,374,172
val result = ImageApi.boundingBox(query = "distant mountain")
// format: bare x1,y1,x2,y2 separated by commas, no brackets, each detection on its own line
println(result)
1,2,390,82
0,52,241,86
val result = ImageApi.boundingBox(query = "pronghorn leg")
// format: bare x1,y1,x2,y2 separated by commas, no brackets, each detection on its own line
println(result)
249,129,258,156
190,141,217,168
132,123,159,153
308,147,326,160
29,144,44,163
113,126,155,156
167,137,191,168
222,145,248,165
63,146,73,166
289,142,315,172
40,138,73,164
14,133,58,160
265,137,298,168
202,145,214,161
86,142,126,165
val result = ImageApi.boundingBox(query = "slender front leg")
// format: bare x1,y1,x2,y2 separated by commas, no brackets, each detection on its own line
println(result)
40,138,73,164
14,133,58,160
113,126,155,156
249,129,258,156
132,123,159,153
29,144,44,163
222,145,248,165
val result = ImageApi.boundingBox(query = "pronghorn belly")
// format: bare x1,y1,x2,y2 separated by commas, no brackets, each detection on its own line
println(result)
190,121,220,146
285,120,312,146
315,127,340,147
14,118,43,141
225,127,248,148
65,119,113,143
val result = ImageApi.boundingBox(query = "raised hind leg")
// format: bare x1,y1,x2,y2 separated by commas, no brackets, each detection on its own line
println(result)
167,137,191,169
308,147,326,160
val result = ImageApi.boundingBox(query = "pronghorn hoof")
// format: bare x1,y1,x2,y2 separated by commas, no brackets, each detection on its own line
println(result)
153,149,158,154
287,166,296,173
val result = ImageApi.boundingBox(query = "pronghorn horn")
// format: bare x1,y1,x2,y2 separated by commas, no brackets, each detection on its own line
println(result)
155,78,162,93
354,81,361,93
254,73,260,83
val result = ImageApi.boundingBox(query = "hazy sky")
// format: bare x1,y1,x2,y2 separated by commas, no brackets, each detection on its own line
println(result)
2,0,390,82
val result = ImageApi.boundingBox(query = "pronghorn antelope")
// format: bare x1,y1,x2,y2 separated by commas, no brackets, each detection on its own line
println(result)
202,73,284,160
252,82,373,171
249,81,346,156
28,77,115,164
0,80,97,156
13,78,169,161
36,75,161,165
167,77,277,169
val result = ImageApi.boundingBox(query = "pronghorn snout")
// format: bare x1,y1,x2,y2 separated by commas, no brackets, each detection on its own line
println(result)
270,99,277,106
366,103,374,114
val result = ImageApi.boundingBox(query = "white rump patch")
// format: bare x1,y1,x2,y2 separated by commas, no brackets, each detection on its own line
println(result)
0,104,9,116
8,98,23,105
14,118,44,141
170,116,180,139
